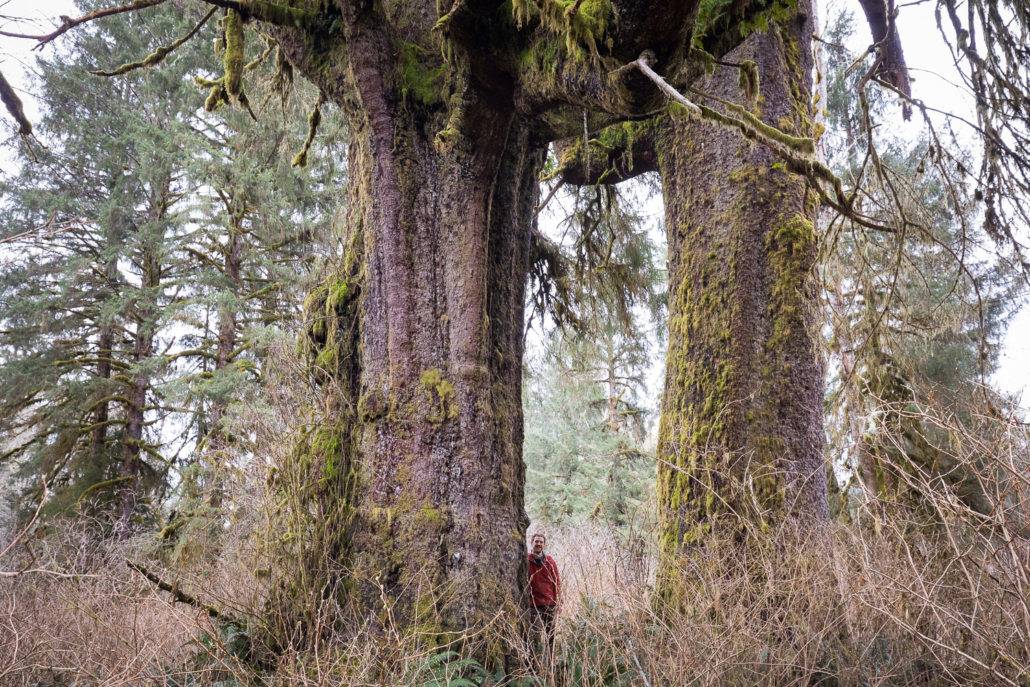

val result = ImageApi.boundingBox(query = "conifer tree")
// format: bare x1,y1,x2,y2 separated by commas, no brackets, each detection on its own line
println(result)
0,5,204,527
525,181,663,526
0,1,340,536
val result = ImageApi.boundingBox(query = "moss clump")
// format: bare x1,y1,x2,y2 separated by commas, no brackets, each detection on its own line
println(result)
420,369,458,423
738,60,759,108
513,0,613,63
766,214,814,350
222,9,244,104
397,42,446,107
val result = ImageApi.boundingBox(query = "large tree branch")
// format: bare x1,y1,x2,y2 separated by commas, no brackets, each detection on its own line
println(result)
856,0,911,108
553,121,658,186
0,0,168,48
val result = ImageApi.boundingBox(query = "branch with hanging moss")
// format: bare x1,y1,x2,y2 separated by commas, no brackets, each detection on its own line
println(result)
198,0,317,28
292,89,327,168
90,7,217,77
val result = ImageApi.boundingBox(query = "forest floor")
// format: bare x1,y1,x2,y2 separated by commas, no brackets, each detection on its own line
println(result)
2,507,1028,686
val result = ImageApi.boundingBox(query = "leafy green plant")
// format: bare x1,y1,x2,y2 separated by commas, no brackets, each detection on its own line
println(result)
401,650,496,687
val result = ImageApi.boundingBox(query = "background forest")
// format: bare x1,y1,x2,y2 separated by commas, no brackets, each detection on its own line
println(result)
1,0,1029,685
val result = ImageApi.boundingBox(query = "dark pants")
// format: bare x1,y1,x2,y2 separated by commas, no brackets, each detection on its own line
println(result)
530,604,556,657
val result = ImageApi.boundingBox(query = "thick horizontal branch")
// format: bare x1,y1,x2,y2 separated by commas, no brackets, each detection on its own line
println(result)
0,68,32,135
554,120,658,186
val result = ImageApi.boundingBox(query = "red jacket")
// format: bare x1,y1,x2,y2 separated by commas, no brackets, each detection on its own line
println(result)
528,553,560,607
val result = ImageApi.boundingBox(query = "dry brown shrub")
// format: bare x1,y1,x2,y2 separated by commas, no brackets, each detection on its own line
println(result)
2,373,1027,686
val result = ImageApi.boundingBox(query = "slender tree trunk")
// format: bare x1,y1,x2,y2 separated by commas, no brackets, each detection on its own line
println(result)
831,275,879,502
208,218,242,453
115,194,166,539
655,11,828,557
89,326,113,465
608,357,620,433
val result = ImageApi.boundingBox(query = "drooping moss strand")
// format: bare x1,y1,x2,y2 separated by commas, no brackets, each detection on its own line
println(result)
222,9,244,104
292,90,326,168
738,60,759,107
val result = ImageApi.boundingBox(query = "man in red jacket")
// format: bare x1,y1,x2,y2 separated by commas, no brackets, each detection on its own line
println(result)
527,532,560,657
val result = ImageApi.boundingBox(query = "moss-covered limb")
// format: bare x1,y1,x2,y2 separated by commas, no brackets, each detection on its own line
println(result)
554,119,659,185
244,35,276,70
0,68,32,135
200,0,317,28
75,475,133,504
127,560,245,625
90,7,217,77
292,89,326,168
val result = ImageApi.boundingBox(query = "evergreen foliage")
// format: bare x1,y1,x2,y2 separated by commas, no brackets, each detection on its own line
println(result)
0,0,341,531
524,180,664,527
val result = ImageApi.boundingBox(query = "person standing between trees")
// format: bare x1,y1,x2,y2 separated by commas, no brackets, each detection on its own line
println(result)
528,532,560,657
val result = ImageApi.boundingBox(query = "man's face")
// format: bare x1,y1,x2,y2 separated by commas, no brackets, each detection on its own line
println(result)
531,536,545,555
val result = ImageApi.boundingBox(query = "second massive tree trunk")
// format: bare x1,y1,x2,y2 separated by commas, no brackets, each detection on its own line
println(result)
656,14,828,556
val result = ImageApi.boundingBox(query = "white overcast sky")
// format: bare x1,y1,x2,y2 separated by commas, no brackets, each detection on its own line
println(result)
1,0,1027,405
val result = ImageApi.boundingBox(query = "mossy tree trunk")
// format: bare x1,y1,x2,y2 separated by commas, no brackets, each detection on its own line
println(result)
268,14,556,646
654,14,828,557
550,4,829,553
246,0,829,648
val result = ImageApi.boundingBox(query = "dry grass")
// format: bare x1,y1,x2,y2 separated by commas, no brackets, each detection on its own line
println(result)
2,381,1028,686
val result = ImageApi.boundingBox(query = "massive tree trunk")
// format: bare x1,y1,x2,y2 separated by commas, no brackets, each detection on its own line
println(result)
253,0,829,648
655,11,828,556
269,16,548,645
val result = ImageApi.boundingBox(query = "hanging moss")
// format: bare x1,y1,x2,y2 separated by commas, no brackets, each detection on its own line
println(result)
513,0,614,63
292,90,326,168
222,9,245,104
397,41,446,107
738,60,759,107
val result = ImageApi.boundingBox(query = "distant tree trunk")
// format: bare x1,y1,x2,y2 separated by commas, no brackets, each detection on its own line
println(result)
608,355,620,433
655,12,828,556
89,326,113,465
270,25,543,646
208,217,242,454
115,192,167,539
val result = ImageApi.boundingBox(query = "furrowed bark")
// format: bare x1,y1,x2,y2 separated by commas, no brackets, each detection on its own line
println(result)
654,8,828,561
268,12,544,651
